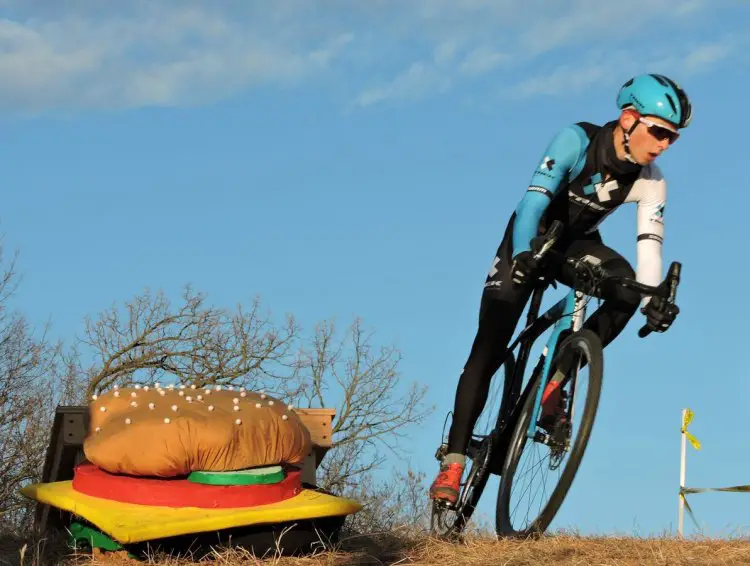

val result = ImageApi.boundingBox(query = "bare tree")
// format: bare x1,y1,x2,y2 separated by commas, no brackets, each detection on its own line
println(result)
0,246,434,537
0,243,80,534
286,318,433,493
81,287,299,397
80,295,433,494
341,466,432,536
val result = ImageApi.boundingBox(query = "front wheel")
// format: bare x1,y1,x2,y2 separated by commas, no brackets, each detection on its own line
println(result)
495,329,603,537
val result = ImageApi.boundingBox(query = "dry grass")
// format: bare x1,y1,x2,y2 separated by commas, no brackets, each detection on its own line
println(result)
413,534,750,566
4,528,750,566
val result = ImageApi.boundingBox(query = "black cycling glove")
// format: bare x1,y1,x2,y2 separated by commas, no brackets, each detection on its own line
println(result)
642,295,680,332
511,251,543,286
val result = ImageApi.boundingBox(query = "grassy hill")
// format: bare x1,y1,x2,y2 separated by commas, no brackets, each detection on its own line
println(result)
4,529,750,565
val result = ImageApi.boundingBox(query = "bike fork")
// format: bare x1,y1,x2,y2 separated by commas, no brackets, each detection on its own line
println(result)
526,289,587,440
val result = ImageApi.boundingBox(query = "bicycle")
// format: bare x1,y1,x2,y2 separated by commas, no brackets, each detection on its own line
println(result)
430,220,682,539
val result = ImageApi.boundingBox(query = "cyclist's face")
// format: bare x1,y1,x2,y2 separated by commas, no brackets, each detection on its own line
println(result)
620,111,679,165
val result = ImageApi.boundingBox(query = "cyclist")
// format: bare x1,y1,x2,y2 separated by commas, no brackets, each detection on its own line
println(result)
430,74,689,505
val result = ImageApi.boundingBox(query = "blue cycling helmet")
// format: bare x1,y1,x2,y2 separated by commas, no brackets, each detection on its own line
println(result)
616,74,692,129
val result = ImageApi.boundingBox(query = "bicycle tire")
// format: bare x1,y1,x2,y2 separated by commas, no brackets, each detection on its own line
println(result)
430,353,516,539
495,329,603,537
448,436,493,535
457,351,518,528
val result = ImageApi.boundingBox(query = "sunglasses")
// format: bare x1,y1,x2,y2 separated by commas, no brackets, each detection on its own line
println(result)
638,116,680,144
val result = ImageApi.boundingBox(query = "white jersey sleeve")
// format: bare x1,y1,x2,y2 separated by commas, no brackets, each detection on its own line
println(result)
625,164,666,305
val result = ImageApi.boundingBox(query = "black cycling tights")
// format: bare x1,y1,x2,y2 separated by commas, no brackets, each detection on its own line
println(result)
446,228,642,456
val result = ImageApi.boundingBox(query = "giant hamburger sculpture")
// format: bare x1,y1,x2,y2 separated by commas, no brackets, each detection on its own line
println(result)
21,383,361,557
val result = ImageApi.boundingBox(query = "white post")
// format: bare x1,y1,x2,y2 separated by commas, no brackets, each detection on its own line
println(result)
678,408,687,537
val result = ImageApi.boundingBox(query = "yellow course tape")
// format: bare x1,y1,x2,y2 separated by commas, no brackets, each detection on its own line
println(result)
680,485,750,530
678,409,750,529
681,408,701,451
21,481,362,544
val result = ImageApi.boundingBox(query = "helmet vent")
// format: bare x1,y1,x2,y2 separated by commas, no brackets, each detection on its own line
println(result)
665,93,678,114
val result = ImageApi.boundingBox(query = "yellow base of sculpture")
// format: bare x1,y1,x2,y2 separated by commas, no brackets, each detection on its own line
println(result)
22,480,362,544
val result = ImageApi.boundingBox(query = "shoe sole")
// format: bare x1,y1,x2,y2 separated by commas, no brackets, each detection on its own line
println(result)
430,487,459,504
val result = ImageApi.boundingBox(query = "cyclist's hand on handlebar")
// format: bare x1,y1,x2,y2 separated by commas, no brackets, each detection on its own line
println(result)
642,295,680,332
511,251,543,286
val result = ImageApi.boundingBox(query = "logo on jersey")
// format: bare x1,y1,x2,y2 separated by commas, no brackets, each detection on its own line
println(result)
540,156,555,170
582,172,619,202
486,254,503,289
650,201,665,223
534,156,556,180
488,255,501,277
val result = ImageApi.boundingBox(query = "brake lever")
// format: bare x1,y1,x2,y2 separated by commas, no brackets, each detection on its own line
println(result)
532,220,564,262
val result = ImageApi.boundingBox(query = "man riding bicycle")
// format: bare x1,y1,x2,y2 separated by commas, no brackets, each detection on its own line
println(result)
430,74,690,505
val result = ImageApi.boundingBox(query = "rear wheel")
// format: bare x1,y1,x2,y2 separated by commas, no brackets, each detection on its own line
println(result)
430,353,516,539
495,329,603,537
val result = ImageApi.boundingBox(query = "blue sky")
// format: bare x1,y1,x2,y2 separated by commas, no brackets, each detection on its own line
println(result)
2,0,749,538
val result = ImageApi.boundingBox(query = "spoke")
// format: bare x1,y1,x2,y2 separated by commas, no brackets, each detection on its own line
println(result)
530,448,551,524
512,442,544,517
524,445,543,526
526,446,543,525
539,454,550,520
513,443,551,528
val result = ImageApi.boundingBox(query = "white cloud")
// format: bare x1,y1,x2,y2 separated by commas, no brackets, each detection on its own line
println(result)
349,0,733,108
433,40,459,67
517,0,713,56
354,62,452,108
510,63,621,99
0,0,741,114
503,36,741,100
682,40,736,74
459,47,510,77
0,3,352,114
353,43,512,108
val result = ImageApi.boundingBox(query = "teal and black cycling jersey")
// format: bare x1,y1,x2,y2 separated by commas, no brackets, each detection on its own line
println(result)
510,120,666,291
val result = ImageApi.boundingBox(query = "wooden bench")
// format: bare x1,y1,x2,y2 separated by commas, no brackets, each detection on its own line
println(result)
293,408,336,486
